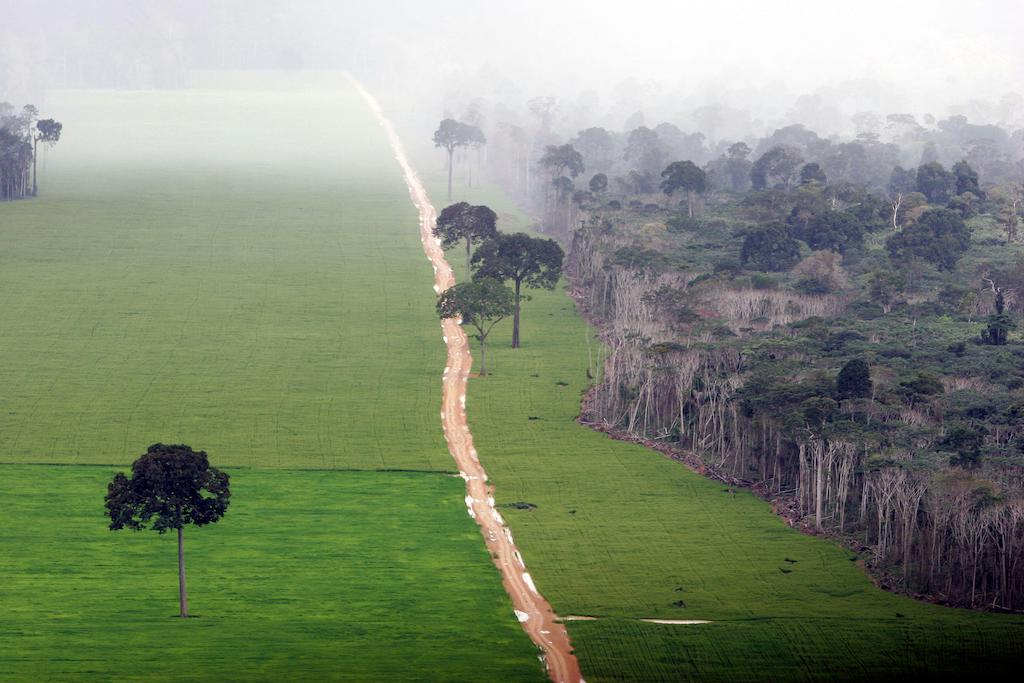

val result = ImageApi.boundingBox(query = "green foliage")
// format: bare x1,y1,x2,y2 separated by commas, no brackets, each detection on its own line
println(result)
471,232,564,291
916,161,956,204
608,245,668,273
796,209,864,253
799,162,827,185
836,358,872,399
900,372,945,397
982,291,1015,345
540,143,584,178
433,201,498,252
793,276,831,294
953,159,983,198
868,271,905,311
588,172,607,193
436,278,514,373
750,273,778,290
660,160,706,196
886,208,971,270
750,145,804,191
740,223,801,272
106,444,230,534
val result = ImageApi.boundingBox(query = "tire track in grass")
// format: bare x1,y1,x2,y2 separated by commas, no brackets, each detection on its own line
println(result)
348,74,583,683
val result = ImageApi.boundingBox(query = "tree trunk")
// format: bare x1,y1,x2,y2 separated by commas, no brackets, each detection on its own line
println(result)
177,526,189,618
466,238,472,271
479,337,487,375
32,137,38,197
815,449,824,531
512,279,522,348
687,190,694,218
447,148,454,200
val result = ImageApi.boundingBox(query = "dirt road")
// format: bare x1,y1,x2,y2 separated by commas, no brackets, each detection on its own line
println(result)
349,75,583,683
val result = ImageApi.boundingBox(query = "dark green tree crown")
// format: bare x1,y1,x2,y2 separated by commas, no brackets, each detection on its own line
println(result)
106,443,230,533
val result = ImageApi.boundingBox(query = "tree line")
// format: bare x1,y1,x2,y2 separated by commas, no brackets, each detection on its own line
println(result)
1,103,62,200
433,95,1024,610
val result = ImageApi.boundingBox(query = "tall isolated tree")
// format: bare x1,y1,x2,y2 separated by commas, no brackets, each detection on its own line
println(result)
436,278,514,375
660,160,706,217
106,444,230,618
471,232,564,348
32,118,62,196
433,202,499,269
433,118,472,200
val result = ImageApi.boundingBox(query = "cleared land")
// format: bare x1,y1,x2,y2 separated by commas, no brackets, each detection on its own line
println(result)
0,466,543,682
0,83,544,681
420,173,1024,681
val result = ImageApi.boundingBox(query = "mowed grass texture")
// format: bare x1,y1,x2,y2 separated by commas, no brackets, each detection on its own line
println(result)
0,466,544,682
0,86,449,470
417,171,1024,681
0,82,545,681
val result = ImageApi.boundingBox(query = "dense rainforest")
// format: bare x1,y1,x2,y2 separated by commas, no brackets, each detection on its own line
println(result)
440,94,1024,611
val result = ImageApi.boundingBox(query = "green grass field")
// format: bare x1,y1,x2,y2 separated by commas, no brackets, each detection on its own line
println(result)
417,170,1024,681
0,82,545,681
0,466,543,682
4,76,1024,683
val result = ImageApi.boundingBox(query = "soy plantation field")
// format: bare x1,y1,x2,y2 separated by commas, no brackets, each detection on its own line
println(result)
417,171,1024,681
0,81,545,681
0,466,544,682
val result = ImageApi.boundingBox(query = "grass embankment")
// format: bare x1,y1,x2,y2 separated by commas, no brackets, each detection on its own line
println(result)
426,173,1024,681
0,83,545,681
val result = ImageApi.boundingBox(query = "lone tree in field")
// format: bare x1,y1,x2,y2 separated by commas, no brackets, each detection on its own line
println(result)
471,232,564,348
437,278,514,375
106,443,230,618
434,202,498,269
433,118,473,200
660,160,706,217
32,118,62,196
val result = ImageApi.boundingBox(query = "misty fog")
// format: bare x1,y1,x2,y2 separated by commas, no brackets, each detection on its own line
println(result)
2,0,1022,142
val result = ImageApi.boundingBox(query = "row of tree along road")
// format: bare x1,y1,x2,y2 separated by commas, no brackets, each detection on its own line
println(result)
430,198,563,374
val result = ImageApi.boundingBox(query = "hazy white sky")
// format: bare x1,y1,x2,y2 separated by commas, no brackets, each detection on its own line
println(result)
2,0,1021,118
436,0,1022,99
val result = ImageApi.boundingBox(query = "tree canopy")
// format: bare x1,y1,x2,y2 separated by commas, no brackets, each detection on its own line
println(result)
471,232,564,348
106,443,230,617
751,145,804,191
436,278,514,375
886,207,971,271
660,160,706,217
434,202,499,268
741,223,802,272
